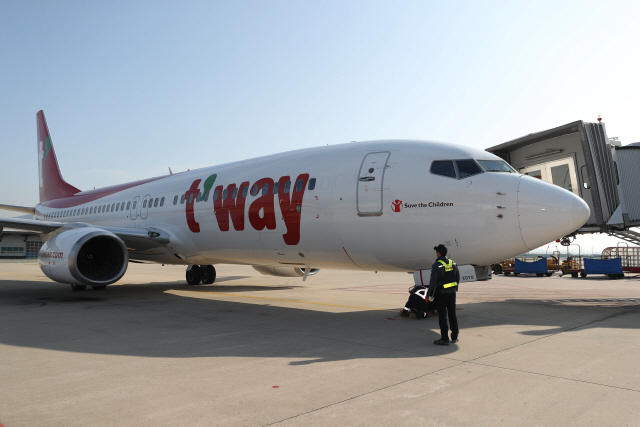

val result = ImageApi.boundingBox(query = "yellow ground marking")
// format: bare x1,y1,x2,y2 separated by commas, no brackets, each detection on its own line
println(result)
178,289,398,312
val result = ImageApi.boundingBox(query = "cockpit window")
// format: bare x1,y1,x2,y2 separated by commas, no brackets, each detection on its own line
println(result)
455,159,483,178
430,160,457,179
477,159,516,173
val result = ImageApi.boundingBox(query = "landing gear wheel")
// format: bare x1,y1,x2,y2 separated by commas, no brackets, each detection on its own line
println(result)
201,265,216,284
571,273,578,278
545,272,553,277
70,284,86,291
92,286,107,290
492,264,503,275
580,272,587,278
186,265,203,285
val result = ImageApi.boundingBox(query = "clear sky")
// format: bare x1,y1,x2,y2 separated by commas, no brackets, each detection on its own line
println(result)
1,1,639,252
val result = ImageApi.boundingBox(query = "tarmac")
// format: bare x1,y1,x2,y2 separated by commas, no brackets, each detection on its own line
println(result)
0,261,639,426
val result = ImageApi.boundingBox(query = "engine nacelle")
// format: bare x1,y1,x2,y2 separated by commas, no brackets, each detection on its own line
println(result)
39,227,128,286
252,266,320,277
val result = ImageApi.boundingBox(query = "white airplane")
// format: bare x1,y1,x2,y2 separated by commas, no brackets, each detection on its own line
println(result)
0,111,590,291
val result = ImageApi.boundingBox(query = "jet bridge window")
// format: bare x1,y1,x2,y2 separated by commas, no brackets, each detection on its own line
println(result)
455,160,483,179
430,160,457,179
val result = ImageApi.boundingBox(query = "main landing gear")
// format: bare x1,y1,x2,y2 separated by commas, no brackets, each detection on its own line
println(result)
186,265,216,286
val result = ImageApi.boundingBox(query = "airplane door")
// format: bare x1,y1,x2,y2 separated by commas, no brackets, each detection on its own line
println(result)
130,196,140,220
140,195,150,219
357,152,390,216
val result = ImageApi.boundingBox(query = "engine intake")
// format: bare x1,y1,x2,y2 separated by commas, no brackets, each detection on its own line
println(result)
39,227,128,286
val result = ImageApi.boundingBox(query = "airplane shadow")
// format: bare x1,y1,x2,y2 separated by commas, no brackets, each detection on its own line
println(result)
0,276,639,364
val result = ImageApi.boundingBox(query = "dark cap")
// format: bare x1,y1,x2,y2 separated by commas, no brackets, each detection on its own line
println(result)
434,244,448,256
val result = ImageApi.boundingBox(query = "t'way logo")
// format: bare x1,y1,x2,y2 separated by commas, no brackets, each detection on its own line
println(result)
185,173,309,246
391,199,403,212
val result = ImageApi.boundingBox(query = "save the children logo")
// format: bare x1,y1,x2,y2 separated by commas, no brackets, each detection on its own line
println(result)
391,199,403,212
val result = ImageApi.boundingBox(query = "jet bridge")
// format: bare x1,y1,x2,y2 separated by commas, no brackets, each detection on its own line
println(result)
487,120,640,245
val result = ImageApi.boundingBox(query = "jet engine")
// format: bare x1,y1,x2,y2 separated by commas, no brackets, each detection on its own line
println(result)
252,266,320,277
39,227,128,288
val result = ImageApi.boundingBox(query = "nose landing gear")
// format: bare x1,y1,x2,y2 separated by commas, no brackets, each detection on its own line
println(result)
186,265,216,285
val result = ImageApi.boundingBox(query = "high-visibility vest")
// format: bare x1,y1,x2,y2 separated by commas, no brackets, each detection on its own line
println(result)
438,259,458,289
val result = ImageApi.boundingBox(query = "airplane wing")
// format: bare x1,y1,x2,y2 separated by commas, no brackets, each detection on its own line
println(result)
0,217,170,251
0,204,36,215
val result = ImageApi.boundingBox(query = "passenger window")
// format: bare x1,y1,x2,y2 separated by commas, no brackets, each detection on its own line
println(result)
295,179,303,192
196,192,201,203
112,203,116,211
173,195,178,205
121,202,125,210
430,160,457,179
273,182,280,194
203,192,209,202
308,178,316,190
455,160,483,179
213,189,219,201
262,183,269,195
160,197,165,207
82,208,85,215
154,198,158,207
180,194,185,204
284,181,291,193
232,188,238,199
189,194,194,204
133,201,137,209
143,200,147,208
242,186,248,198
251,184,259,196
116,204,120,212
126,202,130,210
222,189,228,200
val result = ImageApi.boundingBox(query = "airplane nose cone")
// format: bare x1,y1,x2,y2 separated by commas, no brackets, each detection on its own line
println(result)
517,176,590,250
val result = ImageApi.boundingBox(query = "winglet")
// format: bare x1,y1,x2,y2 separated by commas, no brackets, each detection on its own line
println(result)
37,111,81,202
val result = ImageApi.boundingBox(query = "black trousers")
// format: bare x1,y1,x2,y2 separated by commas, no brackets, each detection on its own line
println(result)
405,293,428,313
435,292,458,341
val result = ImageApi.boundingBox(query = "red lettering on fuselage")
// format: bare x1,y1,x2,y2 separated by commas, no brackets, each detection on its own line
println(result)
185,179,201,233
213,181,250,231
185,173,309,245
248,178,277,231
278,174,309,245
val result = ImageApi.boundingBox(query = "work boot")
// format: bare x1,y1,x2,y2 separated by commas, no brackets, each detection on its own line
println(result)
400,308,410,317
450,338,459,343
433,339,449,346
416,310,427,319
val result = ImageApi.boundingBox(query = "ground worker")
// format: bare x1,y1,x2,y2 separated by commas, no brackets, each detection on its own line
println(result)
427,244,460,345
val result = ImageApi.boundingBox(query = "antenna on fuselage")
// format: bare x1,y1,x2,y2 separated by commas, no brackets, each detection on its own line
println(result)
168,167,173,175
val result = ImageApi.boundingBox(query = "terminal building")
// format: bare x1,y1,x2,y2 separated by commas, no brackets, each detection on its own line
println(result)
0,230,43,259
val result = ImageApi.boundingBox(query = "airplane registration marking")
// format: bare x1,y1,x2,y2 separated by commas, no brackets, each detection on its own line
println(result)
179,290,397,312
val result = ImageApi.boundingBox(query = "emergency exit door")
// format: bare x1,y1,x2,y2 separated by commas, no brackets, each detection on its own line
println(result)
357,152,390,216
519,157,579,196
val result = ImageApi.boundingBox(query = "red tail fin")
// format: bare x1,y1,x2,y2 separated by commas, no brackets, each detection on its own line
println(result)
37,111,81,202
